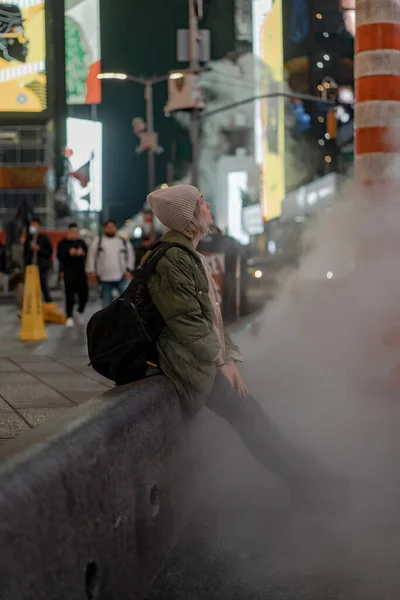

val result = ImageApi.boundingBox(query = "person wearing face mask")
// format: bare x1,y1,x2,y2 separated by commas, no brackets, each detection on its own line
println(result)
24,218,54,303
86,220,135,308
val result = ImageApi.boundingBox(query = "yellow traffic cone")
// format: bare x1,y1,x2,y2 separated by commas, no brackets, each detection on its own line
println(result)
19,265,48,342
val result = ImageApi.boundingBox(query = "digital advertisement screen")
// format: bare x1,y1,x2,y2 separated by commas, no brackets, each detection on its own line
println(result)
0,0,46,112
253,0,286,221
66,117,103,212
65,0,101,105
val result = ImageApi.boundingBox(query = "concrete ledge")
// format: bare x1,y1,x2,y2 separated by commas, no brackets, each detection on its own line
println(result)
0,375,185,600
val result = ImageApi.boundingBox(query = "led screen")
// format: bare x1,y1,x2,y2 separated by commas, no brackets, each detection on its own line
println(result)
66,117,103,212
253,0,286,221
65,0,101,105
0,0,46,112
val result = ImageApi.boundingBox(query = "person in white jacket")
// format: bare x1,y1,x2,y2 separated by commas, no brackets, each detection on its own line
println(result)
86,220,135,307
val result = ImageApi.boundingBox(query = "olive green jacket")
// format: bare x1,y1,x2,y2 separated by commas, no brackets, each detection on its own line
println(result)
146,230,237,416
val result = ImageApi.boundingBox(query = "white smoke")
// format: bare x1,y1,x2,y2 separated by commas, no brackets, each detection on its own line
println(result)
173,52,318,212
183,175,400,596
242,182,400,470
173,52,258,199
226,178,400,593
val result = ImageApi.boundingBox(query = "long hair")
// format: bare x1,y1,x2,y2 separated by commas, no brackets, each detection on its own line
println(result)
183,202,209,240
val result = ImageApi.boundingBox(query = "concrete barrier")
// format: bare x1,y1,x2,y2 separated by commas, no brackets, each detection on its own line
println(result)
0,375,185,600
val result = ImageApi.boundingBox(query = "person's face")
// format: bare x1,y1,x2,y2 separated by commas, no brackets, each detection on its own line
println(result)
199,195,213,226
67,227,79,241
104,222,117,237
29,221,40,235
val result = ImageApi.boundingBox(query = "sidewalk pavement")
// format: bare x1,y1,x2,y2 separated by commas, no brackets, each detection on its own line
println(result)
0,299,261,448
0,301,113,447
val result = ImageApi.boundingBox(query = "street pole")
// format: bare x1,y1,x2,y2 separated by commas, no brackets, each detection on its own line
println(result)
189,0,200,188
98,72,169,195
145,81,156,194
202,91,334,119
355,0,400,186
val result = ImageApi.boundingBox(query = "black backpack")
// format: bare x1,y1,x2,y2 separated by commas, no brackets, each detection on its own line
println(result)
87,242,189,386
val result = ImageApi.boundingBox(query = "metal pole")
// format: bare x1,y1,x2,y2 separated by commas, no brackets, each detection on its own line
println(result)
355,0,400,186
145,81,156,193
202,91,334,119
191,111,200,188
189,0,200,188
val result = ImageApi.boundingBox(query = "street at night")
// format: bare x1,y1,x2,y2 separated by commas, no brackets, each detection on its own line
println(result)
3,0,400,599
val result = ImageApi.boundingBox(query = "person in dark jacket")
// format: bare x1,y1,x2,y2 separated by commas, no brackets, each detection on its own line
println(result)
24,217,53,303
134,233,157,271
57,223,88,328
10,227,27,315
145,185,345,510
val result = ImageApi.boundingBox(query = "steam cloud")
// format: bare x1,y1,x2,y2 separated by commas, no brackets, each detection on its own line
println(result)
186,176,400,598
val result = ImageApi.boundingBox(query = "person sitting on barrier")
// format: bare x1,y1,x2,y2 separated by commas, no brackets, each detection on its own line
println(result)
145,185,343,510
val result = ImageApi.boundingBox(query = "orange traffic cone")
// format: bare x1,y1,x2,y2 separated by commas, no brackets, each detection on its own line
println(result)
19,265,48,342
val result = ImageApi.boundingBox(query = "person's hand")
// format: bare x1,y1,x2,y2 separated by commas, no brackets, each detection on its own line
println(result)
217,361,236,388
229,361,248,397
31,243,40,252
69,248,77,256
218,361,247,397
76,247,85,256
124,271,133,281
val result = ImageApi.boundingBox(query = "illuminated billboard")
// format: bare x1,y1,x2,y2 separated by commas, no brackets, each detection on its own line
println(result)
66,117,103,212
0,0,47,112
253,0,285,221
65,0,101,105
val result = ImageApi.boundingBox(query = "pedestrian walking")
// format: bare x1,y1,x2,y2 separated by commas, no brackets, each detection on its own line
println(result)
86,220,135,308
134,233,157,271
24,217,53,303
57,223,89,328
143,185,344,510
0,238,6,294
9,228,26,316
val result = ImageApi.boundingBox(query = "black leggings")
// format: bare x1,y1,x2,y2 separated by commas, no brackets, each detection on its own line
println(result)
64,273,89,318
206,374,321,488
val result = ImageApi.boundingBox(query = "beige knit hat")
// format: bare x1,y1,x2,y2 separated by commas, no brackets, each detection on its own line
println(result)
147,185,200,232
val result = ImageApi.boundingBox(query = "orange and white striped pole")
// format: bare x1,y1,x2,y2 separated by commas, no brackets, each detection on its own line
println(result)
355,0,400,185
354,2,400,376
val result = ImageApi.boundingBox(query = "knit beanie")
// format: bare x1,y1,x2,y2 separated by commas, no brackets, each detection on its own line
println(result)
147,185,200,232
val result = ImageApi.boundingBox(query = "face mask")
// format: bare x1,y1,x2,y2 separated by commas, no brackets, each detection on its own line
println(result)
29,226,37,235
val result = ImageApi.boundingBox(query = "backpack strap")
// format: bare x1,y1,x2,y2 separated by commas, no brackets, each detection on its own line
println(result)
94,235,103,275
120,242,190,299
137,242,190,279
